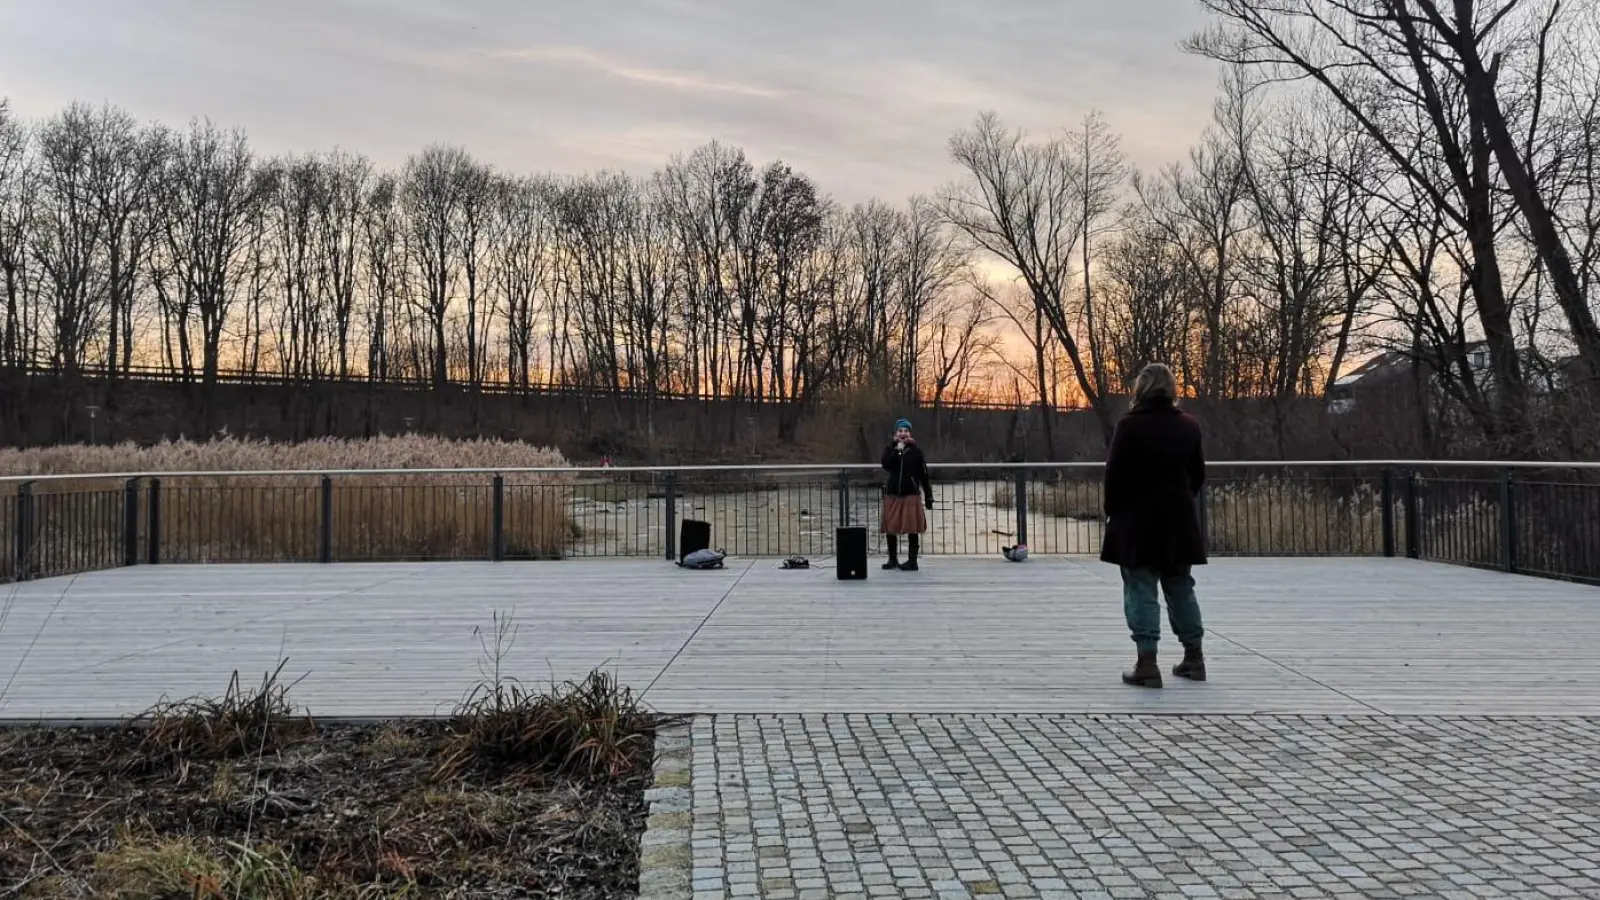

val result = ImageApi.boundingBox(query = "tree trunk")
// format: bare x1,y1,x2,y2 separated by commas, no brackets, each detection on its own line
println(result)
1453,28,1600,385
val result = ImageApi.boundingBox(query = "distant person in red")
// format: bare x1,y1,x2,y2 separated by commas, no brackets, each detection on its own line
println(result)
1100,363,1208,689
880,418,933,571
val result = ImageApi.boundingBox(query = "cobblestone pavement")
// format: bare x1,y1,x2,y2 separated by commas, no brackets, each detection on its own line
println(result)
682,714,1600,900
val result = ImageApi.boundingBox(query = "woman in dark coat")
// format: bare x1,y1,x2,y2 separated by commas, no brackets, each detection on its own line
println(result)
880,417,933,571
1100,363,1207,689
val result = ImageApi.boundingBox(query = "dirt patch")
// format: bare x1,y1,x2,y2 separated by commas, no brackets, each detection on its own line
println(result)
0,719,649,898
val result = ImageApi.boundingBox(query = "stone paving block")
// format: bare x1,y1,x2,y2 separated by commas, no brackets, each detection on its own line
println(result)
666,713,1600,899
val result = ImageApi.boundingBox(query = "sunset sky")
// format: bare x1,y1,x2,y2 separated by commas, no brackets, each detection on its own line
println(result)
0,0,1223,205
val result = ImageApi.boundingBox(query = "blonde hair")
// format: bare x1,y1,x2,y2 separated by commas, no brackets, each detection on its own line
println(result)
1131,363,1178,408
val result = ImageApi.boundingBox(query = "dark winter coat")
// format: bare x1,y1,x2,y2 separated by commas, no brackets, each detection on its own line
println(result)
882,441,933,504
1098,398,1208,571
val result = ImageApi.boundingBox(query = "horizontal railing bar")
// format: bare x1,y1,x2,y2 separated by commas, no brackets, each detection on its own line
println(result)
3,459,1600,485
2,361,1046,412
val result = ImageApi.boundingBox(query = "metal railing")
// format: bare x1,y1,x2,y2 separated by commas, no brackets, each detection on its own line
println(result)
2,462,1598,585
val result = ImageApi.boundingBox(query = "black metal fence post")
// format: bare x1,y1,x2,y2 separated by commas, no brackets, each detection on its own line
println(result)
1198,484,1210,549
1403,471,1420,560
663,472,678,562
491,474,505,562
14,483,34,582
319,475,334,563
146,477,162,565
1013,468,1029,547
1500,470,1518,574
123,478,141,567
1380,469,1396,558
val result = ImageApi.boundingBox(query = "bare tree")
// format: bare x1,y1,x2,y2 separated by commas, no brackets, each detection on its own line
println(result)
0,99,34,367
551,171,630,393
842,200,908,391
152,118,267,388
1236,95,1353,398
940,112,1111,445
894,196,967,401
359,172,403,382
1319,109,1393,396
1098,218,1197,391
922,289,998,423
80,105,165,379
1186,0,1594,441
316,151,370,379
1068,110,1128,399
30,104,110,374
979,279,1066,456
264,155,320,378
620,177,680,416
748,161,829,402
1131,84,1254,399
400,144,475,386
777,205,854,439
457,158,495,387
489,174,555,389
655,142,755,397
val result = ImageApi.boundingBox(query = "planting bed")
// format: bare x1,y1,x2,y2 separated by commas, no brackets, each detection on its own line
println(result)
0,666,656,899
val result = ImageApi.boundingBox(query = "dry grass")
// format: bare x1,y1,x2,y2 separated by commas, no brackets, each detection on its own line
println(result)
126,659,313,775
78,829,395,900
991,476,1409,557
991,479,1104,521
1414,491,1500,565
435,611,654,784
1204,479,1398,556
0,436,576,576
0,433,568,477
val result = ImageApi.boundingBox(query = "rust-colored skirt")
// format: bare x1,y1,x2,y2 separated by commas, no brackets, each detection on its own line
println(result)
880,495,928,535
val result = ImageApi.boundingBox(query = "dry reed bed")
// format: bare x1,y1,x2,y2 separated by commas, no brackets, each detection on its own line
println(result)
0,437,577,568
0,614,658,899
991,479,1103,521
993,476,1415,557
0,439,1539,572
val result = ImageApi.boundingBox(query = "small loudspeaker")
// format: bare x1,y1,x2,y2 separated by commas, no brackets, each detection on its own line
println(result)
836,526,868,580
679,519,711,563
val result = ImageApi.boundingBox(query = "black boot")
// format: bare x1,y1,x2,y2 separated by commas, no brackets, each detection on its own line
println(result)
899,535,920,571
1121,650,1163,688
1173,644,1206,682
882,535,900,570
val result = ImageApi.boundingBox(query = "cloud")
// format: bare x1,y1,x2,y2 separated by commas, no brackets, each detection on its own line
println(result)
485,45,783,99
0,0,1225,204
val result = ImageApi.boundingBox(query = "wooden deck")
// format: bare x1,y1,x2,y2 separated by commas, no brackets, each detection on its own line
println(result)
1,557,1593,720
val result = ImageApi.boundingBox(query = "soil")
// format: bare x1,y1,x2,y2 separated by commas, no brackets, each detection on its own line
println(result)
0,720,651,899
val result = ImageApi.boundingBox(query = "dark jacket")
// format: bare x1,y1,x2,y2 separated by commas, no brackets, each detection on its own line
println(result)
882,440,933,503
1099,398,1207,571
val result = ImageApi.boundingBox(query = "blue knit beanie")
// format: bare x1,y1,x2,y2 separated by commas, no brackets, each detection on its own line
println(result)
894,418,912,432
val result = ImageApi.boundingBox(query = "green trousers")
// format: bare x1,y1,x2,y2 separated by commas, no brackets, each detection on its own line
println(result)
1121,566,1204,654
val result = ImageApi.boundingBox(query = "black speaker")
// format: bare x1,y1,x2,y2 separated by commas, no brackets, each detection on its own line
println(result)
836,526,868,580
679,519,711,563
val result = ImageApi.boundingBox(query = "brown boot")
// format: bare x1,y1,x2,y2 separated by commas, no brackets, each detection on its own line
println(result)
1173,645,1206,682
1121,651,1163,689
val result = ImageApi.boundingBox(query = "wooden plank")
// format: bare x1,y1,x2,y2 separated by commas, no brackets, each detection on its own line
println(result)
1,557,1596,719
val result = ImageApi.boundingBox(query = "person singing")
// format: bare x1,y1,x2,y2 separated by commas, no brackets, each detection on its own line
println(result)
880,417,933,571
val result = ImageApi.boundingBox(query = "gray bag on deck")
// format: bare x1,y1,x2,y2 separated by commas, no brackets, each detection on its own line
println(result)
678,548,727,569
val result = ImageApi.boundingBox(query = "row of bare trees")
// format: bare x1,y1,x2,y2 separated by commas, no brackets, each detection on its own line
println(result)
0,97,1370,433
0,107,994,419
4,0,1599,457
